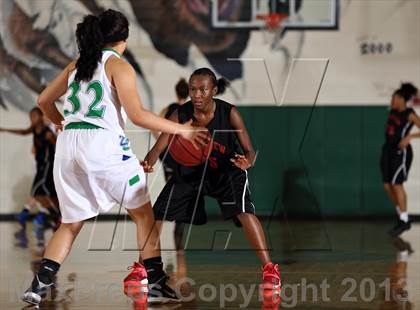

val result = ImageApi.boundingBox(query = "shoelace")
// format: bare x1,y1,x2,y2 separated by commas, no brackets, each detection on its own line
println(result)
263,264,280,279
127,264,145,278
127,263,143,271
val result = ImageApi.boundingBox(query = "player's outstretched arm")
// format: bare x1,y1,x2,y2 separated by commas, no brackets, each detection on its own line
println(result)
409,111,420,132
38,61,76,125
407,112,420,139
143,110,179,169
150,106,170,139
229,106,256,170
0,127,32,135
399,111,420,148
112,60,208,148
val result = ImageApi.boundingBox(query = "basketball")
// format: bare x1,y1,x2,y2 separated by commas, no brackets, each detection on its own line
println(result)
168,133,212,167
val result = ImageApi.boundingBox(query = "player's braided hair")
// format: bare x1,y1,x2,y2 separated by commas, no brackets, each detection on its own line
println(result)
75,9,129,82
190,68,230,95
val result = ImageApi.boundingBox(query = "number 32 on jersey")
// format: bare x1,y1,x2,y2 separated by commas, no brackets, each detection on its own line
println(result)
64,80,106,118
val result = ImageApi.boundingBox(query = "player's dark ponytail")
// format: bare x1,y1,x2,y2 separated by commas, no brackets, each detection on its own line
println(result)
75,9,129,82
400,83,418,102
175,78,189,99
216,77,229,95
75,15,103,82
190,67,230,95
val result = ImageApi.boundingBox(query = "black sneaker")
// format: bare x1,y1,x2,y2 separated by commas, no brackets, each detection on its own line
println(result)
22,275,54,305
388,220,411,237
392,237,414,257
146,263,181,304
148,274,181,304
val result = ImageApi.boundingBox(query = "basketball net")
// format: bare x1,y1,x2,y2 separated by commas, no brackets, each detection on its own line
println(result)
256,13,288,50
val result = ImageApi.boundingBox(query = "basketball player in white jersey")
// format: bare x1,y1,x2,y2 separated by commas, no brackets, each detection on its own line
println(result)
22,9,208,306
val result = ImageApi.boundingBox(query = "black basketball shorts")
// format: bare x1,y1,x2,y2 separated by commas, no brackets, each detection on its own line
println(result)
380,145,413,185
31,161,57,197
153,167,256,225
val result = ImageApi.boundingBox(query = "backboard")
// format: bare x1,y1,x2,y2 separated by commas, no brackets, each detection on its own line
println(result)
210,0,339,30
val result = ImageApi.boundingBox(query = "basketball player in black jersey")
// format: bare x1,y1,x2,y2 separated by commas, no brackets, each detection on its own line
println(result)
142,68,280,290
381,83,420,236
0,107,60,228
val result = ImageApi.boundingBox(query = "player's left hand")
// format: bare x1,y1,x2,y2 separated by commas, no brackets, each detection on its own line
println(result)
55,124,63,133
230,154,251,170
399,136,411,149
140,160,154,173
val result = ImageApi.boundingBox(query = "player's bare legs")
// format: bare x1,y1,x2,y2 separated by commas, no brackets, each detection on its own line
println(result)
389,184,411,236
34,196,51,208
154,215,272,264
127,202,161,260
384,183,399,209
155,220,164,234
237,213,270,265
40,203,167,294
43,222,84,263
237,213,280,290
125,206,180,303
392,185,407,214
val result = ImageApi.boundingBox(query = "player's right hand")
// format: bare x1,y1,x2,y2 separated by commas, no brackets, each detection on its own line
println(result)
179,119,209,149
140,160,154,173
55,124,63,133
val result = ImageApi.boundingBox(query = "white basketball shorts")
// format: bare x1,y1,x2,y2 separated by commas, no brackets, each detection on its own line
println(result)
54,127,150,223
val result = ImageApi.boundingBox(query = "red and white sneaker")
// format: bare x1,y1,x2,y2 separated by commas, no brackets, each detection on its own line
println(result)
124,262,148,296
261,262,281,291
262,289,281,310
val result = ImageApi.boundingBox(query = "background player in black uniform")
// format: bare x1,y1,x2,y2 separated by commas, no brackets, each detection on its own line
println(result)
381,83,420,236
142,68,280,290
0,107,60,228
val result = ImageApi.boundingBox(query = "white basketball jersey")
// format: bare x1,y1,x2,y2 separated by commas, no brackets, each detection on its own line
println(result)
62,49,127,136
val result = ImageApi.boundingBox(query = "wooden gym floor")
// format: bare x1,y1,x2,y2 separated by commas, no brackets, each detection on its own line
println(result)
0,219,419,309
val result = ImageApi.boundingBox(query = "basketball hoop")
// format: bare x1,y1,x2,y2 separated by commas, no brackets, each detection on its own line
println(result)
256,13,288,50
256,13,288,31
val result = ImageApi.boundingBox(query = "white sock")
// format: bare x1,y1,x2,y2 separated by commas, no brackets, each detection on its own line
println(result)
400,212,409,223
395,206,400,215
397,250,409,262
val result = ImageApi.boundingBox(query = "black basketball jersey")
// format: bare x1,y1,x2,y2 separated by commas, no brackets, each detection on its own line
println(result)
164,103,180,119
384,108,414,147
33,126,55,164
176,99,241,177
